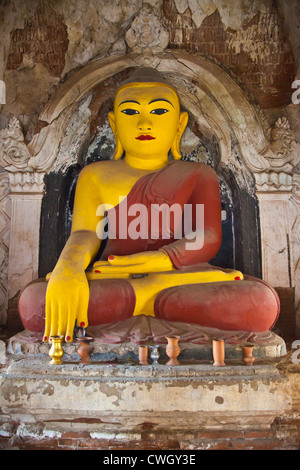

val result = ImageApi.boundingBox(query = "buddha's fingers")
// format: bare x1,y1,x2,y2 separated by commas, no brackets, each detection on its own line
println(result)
107,254,143,265
107,252,174,271
94,264,145,274
76,296,89,330
93,260,110,269
43,314,51,342
93,258,137,270
57,302,68,338
49,299,59,339
65,303,76,342
44,294,54,342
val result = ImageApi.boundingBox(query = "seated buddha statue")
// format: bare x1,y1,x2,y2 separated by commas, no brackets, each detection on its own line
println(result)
18,67,280,343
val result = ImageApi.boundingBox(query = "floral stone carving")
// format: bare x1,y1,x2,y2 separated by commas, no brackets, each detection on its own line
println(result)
267,117,300,173
125,4,169,65
0,115,31,172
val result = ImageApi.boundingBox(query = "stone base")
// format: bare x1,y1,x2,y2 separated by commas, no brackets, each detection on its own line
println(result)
1,329,298,450
0,357,290,427
1,349,300,449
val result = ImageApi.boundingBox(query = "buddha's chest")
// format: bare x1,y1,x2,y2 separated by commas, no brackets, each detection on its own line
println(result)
97,171,147,208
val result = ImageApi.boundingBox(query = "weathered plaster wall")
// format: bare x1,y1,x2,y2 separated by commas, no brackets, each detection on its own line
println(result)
0,0,298,132
0,0,300,333
164,0,295,108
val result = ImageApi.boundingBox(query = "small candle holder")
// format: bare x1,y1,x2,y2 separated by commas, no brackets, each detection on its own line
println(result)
138,345,149,365
242,343,255,366
150,345,160,365
212,339,225,367
165,336,181,366
76,337,93,364
49,335,64,365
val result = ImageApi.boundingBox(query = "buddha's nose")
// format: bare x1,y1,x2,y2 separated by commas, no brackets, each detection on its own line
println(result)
138,115,152,131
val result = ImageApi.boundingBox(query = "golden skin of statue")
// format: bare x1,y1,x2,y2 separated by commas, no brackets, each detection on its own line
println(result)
43,82,243,343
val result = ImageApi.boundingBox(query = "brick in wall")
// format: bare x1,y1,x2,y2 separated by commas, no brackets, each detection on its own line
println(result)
6,1,68,77
162,1,296,109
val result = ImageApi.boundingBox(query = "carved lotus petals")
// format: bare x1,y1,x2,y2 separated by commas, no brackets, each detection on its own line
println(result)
125,4,169,54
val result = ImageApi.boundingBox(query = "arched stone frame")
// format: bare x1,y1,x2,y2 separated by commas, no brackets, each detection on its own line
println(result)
27,51,271,174
2,50,299,331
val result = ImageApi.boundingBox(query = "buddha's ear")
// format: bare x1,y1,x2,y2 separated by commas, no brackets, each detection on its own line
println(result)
108,111,124,160
171,111,188,160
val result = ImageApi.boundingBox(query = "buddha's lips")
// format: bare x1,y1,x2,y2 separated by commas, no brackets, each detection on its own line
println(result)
136,135,155,141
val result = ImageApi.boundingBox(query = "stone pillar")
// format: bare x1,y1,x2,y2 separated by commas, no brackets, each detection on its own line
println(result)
255,175,300,334
290,176,300,333
0,115,45,324
254,117,300,333
256,186,293,288
7,172,45,299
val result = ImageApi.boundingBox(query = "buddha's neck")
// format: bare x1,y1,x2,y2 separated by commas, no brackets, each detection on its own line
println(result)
124,154,169,171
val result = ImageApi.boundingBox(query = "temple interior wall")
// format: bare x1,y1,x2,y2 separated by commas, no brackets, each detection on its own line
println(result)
0,0,300,339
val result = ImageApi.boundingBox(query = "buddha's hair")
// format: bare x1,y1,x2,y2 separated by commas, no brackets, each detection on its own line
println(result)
116,67,180,99
119,67,172,86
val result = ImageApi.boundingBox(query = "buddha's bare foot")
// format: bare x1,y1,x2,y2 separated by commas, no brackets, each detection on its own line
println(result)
129,267,243,317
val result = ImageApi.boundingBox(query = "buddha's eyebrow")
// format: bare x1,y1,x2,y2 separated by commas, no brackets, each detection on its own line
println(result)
148,98,174,107
118,100,140,107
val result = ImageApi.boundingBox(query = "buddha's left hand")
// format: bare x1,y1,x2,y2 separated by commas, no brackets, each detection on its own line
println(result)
93,250,174,274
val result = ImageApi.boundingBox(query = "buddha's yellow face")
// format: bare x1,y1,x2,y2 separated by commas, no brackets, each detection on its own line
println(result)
109,82,188,162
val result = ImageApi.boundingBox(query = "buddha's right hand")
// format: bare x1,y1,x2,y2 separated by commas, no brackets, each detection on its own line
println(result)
43,269,89,343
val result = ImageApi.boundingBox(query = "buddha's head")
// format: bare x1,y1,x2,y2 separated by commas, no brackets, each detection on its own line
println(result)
108,68,188,162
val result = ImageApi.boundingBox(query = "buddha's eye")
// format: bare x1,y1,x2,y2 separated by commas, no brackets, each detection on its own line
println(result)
150,108,169,115
121,109,139,115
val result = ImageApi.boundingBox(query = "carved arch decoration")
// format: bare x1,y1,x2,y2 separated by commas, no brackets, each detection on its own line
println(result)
27,51,271,176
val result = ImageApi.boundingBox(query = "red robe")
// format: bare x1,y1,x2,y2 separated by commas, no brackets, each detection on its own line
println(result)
101,160,222,268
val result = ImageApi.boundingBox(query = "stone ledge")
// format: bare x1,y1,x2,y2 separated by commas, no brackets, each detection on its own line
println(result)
1,356,286,380
1,352,299,449
6,328,287,363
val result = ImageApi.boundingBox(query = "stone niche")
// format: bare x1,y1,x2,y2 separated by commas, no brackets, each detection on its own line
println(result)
1,48,300,335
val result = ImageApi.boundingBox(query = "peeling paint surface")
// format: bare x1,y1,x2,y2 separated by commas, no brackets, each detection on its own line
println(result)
0,358,290,419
